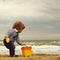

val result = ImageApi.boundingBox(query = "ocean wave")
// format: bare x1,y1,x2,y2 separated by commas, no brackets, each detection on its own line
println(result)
0,45,60,55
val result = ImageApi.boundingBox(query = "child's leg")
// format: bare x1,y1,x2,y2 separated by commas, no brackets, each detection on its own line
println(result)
9,48,15,57
3,39,10,49
3,40,15,57
9,42,15,57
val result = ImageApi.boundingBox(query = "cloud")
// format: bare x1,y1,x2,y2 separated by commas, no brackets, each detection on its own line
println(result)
0,0,60,40
0,0,60,20
0,0,41,19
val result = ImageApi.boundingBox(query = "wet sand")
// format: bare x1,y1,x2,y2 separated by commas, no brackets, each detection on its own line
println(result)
0,54,60,60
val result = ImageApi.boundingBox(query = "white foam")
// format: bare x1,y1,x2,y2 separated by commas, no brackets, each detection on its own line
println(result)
0,45,60,55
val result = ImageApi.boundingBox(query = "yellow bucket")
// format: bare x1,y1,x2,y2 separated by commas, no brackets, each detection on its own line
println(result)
21,46,32,57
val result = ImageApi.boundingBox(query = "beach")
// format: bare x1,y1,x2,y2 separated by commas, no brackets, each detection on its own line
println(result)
0,54,60,60
1,45,60,55
0,45,60,60
0,40,60,60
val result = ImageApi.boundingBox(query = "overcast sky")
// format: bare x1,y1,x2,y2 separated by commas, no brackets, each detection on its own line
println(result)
0,0,60,40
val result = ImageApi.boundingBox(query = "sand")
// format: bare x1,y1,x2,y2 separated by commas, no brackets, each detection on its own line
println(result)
0,54,60,60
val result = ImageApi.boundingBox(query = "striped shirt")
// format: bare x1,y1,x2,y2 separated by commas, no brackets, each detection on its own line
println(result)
5,29,22,45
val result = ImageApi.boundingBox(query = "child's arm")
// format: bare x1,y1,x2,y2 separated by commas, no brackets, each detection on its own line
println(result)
16,37,25,46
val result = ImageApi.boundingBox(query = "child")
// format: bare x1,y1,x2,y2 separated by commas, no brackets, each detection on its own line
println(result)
3,21,25,57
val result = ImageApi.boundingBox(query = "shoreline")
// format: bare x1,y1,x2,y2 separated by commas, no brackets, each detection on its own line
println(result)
1,45,60,55
0,54,60,60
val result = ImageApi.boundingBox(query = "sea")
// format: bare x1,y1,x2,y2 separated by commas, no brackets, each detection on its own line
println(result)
0,40,60,46
0,40,60,55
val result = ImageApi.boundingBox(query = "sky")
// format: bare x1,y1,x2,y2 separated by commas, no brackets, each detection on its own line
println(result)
0,0,60,40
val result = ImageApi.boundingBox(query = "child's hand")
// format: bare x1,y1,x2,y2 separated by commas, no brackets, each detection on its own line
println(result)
21,43,26,46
